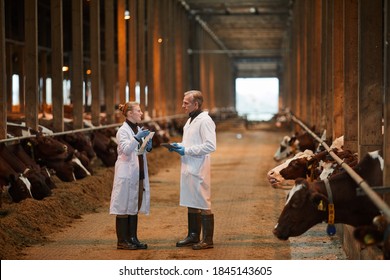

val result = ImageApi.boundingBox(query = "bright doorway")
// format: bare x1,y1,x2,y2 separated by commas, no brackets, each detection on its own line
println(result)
235,77,279,121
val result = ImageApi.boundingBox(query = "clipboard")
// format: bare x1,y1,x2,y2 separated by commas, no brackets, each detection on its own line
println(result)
160,143,175,150
137,132,155,155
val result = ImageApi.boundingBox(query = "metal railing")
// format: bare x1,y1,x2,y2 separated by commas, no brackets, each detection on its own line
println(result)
0,114,188,144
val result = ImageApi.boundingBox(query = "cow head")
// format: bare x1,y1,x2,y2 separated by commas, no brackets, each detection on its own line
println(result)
273,136,297,161
26,134,68,160
273,178,328,240
7,174,33,203
63,132,96,160
23,169,52,200
267,150,314,189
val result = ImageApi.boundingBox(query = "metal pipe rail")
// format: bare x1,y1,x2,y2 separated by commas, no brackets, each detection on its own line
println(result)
290,113,390,223
0,114,188,144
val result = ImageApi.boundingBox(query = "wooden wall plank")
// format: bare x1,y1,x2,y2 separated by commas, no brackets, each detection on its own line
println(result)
384,0,390,203
332,0,344,138
343,0,358,152
152,0,161,117
358,0,383,156
324,0,333,136
0,0,6,139
312,0,322,130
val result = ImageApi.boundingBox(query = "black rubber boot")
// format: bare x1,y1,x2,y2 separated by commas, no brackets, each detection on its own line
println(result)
176,212,201,247
192,214,214,250
116,216,137,250
128,214,147,249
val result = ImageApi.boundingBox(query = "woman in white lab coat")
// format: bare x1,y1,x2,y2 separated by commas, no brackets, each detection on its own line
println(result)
170,90,217,250
109,101,152,250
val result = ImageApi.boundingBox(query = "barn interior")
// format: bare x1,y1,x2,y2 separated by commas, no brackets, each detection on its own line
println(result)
0,0,390,261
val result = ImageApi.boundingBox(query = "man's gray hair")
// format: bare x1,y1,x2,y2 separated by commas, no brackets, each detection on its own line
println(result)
184,90,203,108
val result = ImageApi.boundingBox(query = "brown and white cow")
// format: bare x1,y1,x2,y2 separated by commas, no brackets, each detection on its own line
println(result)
273,150,383,240
273,129,320,161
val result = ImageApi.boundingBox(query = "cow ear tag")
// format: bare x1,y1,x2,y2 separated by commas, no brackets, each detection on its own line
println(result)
317,200,325,211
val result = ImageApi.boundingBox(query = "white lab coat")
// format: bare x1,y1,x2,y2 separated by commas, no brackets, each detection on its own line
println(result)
109,122,150,215
179,111,216,209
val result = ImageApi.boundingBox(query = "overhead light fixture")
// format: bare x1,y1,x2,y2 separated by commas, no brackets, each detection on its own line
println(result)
62,66,69,72
124,10,130,20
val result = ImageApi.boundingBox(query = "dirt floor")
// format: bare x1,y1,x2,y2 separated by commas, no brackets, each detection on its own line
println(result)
0,120,347,260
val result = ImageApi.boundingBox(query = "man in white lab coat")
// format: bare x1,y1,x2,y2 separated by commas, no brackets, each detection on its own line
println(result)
170,90,217,250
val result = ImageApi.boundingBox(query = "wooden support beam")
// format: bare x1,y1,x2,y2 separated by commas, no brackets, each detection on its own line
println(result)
152,0,162,117
71,0,84,129
128,0,137,101
117,0,127,105
5,44,12,112
104,0,115,124
25,0,39,130
333,0,344,139
358,0,383,156
146,0,155,114
166,0,175,115
343,0,358,152
51,0,64,132
137,0,146,107
39,51,48,115
175,2,185,113
324,0,333,137
160,1,168,116
90,0,101,126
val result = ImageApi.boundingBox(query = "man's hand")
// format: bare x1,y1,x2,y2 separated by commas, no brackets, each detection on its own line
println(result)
134,128,150,141
171,143,185,156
